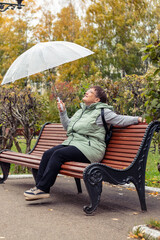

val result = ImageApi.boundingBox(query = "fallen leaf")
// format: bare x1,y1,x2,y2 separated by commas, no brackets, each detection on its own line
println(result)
128,233,138,239
133,235,138,239
133,212,139,215
138,233,143,237
148,192,159,196
126,188,136,192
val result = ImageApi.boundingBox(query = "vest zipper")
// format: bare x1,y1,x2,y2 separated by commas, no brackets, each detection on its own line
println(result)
68,108,86,145
86,135,91,146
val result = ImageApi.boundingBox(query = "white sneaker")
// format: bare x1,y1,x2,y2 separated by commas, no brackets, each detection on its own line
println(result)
24,187,50,201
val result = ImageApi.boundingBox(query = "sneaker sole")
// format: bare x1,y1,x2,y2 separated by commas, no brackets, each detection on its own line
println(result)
24,193,50,200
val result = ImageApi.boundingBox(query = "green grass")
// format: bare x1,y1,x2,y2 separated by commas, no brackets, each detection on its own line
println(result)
147,219,160,231
129,219,160,240
11,138,37,153
129,226,158,240
145,148,160,188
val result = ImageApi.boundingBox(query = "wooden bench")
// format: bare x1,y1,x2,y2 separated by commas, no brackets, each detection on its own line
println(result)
0,121,159,214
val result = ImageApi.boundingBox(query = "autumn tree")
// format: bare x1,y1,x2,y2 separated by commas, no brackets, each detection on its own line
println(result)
141,41,160,151
82,0,160,79
33,9,55,42
141,42,160,122
32,2,93,86
114,74,146,116
0,0,38,86
0,86,44,153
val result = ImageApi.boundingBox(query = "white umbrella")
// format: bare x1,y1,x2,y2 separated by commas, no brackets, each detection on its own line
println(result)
1,41,94,85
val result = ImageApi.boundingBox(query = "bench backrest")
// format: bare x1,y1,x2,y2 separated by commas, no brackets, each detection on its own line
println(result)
30,123,67,156
103,123,148,169
30,122,148,169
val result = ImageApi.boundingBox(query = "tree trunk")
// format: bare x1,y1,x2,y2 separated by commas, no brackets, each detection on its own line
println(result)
13,137,22,153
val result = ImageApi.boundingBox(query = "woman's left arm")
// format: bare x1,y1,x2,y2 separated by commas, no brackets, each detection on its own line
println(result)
103,109,145,127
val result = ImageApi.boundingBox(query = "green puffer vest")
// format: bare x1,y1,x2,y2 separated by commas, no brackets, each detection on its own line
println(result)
62,102,113,163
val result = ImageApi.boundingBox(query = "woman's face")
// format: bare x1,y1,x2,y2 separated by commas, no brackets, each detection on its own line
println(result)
82,88,100,106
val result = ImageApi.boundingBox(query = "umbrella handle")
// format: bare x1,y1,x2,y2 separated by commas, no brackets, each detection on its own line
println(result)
57,97,64,111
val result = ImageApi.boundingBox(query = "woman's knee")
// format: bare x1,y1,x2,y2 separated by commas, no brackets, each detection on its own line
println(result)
50,150,66,165
41,145,66,169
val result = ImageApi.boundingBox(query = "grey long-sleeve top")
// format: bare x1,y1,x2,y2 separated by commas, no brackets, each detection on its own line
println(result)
60,108,139,131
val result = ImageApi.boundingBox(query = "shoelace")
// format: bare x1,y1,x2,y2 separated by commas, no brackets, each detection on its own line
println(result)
30,187,37,192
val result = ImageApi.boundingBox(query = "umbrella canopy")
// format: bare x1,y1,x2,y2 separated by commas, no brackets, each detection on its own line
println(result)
1,41,94,85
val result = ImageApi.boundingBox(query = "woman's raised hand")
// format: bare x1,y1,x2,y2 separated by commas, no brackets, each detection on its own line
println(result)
57,97,66,112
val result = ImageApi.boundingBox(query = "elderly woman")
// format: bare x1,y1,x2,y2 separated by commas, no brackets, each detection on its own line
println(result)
24,86,144,200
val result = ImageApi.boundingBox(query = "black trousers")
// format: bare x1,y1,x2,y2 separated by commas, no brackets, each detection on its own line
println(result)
36,145,90,193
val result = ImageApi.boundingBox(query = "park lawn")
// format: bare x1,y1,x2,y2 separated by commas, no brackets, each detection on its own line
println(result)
10,138,37,174
145,148,160,188
1,138,160,188
11,138,37,153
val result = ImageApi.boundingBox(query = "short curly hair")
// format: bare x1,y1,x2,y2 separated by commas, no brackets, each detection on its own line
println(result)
90,86,107,103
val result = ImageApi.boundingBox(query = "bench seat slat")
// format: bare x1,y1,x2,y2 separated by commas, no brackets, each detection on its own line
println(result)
37,139,66,143
109,140,142,145
0,155,41,163
38,139,66,144
59,170,83,179
0,158,39,169
35,144,63,148
61,165,85,173
104,162,125,170
42,133,65,136
102,159,130,167
112,133,145,137
41,128,66,132
33,146,55,150
43,126,64,130
31,149,49,153
107,144,139,150
105,152,136,158
39,137,65,141
30,152,43,156
33,147,57,152
40,128,65,131
1,151,41,159
44,124,63,127
34,143,60,147
113,124,148,129
106,147,138,154
112,128,147,133
104,155,134,162
62,162,89,167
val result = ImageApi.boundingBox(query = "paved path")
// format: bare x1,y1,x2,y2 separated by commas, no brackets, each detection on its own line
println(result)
0,176,160,240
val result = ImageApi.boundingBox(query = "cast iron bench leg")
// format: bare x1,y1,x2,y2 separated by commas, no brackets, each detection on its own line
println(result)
83,164,103,214
74,178,82,193
135,182,147,211
0,162,10,183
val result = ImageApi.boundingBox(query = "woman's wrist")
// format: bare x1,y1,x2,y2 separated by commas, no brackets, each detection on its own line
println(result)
138,117,146,123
